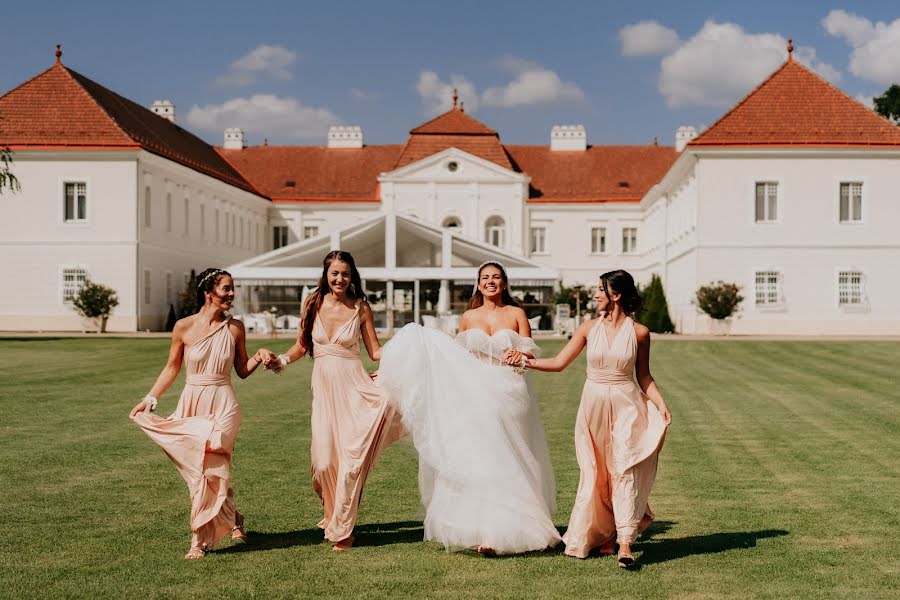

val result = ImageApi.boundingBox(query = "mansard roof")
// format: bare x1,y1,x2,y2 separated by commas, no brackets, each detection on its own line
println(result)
690,58,900,147
0,59,260,194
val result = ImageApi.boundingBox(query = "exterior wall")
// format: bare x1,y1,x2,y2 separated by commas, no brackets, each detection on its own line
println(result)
0,152,140,331
269,203,381,249
686,152,900,334
135,152,270,330
526,203,647,287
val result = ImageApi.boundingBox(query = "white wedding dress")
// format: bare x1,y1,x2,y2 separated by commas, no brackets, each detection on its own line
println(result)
379,323,561,554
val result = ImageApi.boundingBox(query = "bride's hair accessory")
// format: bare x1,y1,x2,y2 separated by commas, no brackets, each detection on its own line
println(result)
197,269,224,291
473,260,508,293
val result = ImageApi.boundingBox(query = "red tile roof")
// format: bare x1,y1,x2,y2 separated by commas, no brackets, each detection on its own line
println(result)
506,145,678,202
410,108,497,135
220,145,403,201
395,108,512,169
691,59,900,147
0,61,260,194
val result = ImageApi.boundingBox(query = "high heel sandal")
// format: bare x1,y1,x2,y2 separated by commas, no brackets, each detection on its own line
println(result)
231,512,247,542
617,549,635,569
184,545,208,560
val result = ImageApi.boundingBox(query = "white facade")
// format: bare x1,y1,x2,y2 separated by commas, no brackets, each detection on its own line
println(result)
0,150,269,331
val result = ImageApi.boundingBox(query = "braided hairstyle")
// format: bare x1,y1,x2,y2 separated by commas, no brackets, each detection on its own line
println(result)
195,268,232,312
599,269,642,318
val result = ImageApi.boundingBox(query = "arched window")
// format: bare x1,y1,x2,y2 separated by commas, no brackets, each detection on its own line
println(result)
442,216,461,229
484,215,505,248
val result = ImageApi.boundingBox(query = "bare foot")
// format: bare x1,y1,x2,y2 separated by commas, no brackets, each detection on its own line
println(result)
332,536,354,552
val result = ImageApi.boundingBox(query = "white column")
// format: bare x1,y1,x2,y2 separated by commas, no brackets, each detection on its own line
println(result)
413,279,421,326
441,229,452,269
385,212,397,270
437,279,450,315
386,280,395,336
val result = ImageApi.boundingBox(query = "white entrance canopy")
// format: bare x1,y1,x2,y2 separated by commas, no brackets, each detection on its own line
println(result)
228,212,559,330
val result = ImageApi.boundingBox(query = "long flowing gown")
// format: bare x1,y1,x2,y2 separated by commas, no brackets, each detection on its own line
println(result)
379,323,561,555
309,302,404,542
563,317,667,558
131,317,242,550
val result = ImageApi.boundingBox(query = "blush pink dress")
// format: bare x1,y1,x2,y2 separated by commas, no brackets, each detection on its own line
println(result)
309,302,403,543
563,317,667,558
131,317,242,551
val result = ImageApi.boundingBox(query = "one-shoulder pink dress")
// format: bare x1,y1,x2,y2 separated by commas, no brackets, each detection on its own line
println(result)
309,302,403,542
132,318,242,550
563,317,667,558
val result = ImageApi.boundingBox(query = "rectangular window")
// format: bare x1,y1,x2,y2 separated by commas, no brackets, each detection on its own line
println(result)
64,182,87,222
303,226,319,239
165,193,172,232
839,182,863,222
755,182,778,222
165,272,174,306
621,227,637,254
62,267,87,303
754,271,782,306
273,225,289,249
183,198,190,235
838,271,864,306
529,226,547,254
143,269,152,305
200,204,206,238
144,186,152,228
590,227,607,254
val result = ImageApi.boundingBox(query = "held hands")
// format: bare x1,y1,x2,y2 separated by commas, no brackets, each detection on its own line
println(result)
502,349,524,366
253,348,278,371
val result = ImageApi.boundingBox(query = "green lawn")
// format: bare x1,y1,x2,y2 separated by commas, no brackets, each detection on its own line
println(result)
1,337,898,599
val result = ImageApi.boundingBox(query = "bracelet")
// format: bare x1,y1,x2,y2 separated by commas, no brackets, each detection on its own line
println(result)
143,395,158,413
278,354,291,367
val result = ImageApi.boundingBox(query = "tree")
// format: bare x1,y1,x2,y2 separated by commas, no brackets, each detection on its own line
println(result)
694,281,744,320
0,147,20,194
177,269,198,317
553,284,593,313
639,274,675,333
873,84,900,124
71,280,120,333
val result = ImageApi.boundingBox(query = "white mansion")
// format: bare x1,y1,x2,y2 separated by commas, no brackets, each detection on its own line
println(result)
2,47,899,335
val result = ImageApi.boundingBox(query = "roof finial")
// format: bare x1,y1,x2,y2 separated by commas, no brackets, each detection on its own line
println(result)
55,43,62,64
787,38,794,61
452,88,458,110
460,100,465,113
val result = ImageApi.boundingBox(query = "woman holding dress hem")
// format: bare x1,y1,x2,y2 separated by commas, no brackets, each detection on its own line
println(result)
130,268,277,559
523,269,671,568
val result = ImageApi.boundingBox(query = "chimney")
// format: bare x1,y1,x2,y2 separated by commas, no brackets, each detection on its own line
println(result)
675,126,698,152
327,126,364,148
150,100,176,123
224,128,245,150
550,125,587,151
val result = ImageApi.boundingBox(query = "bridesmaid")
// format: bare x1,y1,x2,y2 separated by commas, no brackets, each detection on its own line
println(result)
130,268,276,559
521,269,671,568
269,251,402,551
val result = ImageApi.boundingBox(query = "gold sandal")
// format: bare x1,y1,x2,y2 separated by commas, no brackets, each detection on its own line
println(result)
231,512,247,542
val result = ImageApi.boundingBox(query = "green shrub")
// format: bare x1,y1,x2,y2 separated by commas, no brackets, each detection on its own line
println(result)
71,280,119,332
694,281,744,320
640,274,675,333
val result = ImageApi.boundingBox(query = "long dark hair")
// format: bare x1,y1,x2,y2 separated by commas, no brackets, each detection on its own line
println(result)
195,268,232,312
600,269,642,318
468,261,523,310
300,251,367,358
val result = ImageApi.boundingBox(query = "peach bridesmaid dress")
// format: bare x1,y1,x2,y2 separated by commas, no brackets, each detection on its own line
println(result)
563,317,667,558
309,301,403,543
131,317,242,551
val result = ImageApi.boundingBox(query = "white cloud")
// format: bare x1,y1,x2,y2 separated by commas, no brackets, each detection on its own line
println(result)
658,20,840,108
350,89,380,103
482,56,585,107
186,95,340,141
416,71,479,115
854,92,875,109
619,21,681,56
215,45,297,87
823,10,900,86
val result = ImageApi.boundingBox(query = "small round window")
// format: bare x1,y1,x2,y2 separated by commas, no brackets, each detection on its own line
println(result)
447,161,459,172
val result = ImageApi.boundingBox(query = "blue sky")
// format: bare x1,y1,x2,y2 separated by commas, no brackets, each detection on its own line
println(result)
5,1,900,147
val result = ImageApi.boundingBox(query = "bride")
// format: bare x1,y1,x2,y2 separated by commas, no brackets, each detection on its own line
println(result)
378,261,561,555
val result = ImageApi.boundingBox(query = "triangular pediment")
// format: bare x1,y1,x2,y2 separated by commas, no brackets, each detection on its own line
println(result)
380,147,527,183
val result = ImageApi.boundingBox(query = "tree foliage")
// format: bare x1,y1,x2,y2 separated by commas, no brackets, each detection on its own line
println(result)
694,281,744,320
0,147,21,194
177,269,198,317
553,285,593,312
873,84,900,124
71,280,120,333
639,274,675,333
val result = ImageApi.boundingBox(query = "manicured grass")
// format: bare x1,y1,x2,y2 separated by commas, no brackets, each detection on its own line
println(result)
1,337,898,599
